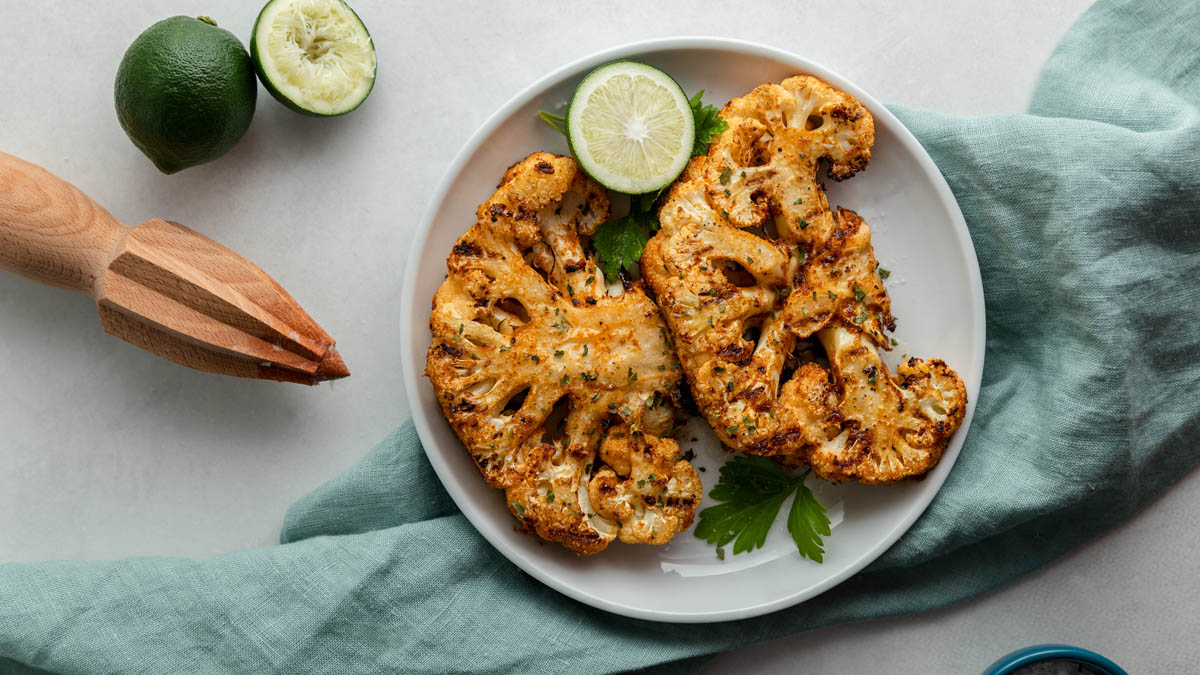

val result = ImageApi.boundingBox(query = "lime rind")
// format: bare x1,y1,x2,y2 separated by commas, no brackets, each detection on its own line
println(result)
114,16,257,174
250,0,376,117
566,61,695,194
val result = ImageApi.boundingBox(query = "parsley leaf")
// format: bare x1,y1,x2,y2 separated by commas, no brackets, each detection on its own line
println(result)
689,90,729,156
592,206,657,281
787,478,832,562
694,455,830,561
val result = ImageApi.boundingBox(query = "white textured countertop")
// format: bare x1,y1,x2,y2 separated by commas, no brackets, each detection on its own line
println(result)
3,1,1196,672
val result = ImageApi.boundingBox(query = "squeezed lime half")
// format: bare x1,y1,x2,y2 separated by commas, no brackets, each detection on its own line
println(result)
250,0,376,116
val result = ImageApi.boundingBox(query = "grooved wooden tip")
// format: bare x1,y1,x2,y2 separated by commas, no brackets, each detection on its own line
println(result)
95,219,351,386
314,346,350,382
0,152,349,386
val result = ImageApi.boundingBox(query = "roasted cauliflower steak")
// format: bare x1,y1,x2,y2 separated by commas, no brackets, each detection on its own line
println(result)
426,152,701,554
642,76,967,484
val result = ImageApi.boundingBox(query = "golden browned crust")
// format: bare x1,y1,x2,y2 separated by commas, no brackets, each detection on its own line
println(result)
642,76,966,484
426,152,701,554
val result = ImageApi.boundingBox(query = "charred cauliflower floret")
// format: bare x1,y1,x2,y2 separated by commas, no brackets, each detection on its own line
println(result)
705,75,874,243
642,76,966,484
426,152,701,554
805,326,967,483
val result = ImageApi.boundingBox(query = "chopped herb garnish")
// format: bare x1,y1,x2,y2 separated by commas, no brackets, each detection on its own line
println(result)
554,350,564,358
545,490,555,503
828,291,837,300
719,166,732,185
797,218,809,230
511,502,525,516
878,267,891,279
853,283,866,303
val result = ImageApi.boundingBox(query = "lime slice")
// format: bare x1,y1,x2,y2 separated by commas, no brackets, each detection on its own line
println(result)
566,62,695,194
250,0,376,116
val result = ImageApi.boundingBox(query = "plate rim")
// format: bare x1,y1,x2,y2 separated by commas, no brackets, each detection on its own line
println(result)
400,36,985,623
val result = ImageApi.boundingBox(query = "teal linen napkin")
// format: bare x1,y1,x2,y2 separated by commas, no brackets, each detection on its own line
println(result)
4,0,1199,672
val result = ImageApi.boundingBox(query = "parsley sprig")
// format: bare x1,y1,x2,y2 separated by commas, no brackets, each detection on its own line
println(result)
591,192,660,281
688,90,729,156
541,90,728,280
694,456,831,562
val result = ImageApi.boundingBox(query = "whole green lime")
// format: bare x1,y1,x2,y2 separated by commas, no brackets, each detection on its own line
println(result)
114,16,257,174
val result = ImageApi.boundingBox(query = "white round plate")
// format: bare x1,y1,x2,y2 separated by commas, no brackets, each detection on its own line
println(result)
401,38,984,622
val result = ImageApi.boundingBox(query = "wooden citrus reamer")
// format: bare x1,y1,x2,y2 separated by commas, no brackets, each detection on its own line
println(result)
0,151,348,385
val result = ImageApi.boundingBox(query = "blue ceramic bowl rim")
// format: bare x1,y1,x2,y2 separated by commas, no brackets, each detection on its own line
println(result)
983,644,1128,675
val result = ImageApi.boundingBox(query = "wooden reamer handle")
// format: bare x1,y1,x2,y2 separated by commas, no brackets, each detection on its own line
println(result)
0,151,130,298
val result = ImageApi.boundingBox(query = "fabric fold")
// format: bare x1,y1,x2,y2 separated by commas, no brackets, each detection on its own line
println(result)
282,421,458,543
